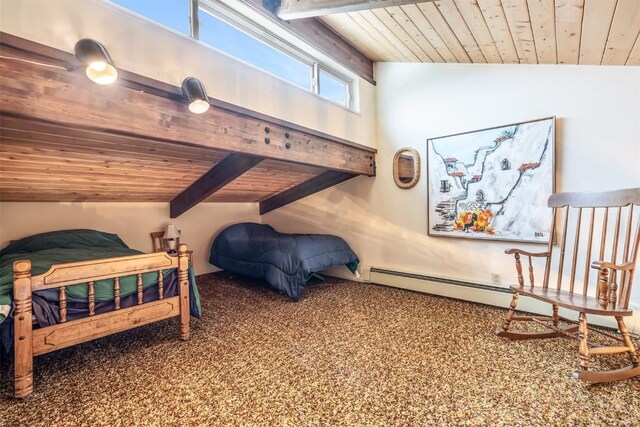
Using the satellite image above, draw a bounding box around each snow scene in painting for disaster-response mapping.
[427,118,554,242]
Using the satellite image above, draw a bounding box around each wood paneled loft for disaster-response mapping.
[0,33,376,217]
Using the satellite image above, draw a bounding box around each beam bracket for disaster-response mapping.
[260,171,357,215]
[170,154,262,218]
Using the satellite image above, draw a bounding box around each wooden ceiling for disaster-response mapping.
[0,116,325,203]
[0,34,375,216]
[318,0,640,65]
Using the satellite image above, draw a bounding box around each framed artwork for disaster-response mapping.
[426,117,555,243]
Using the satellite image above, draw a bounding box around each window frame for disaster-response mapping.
[194,0,355,110]
[316,65,351,107]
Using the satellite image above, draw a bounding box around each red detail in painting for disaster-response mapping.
[453,209,495,235]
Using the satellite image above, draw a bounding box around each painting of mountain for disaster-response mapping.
[426,117,555,243]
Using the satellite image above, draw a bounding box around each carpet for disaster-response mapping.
[1,273,639,426]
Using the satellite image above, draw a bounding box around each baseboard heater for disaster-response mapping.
[368,267,639,335]
[369,267,510,294]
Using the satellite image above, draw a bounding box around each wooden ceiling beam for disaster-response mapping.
[0,34,375,206]
[0,34,376,178]
[170,154,263,218]
[259,170,356,215]
[273,0,435,20]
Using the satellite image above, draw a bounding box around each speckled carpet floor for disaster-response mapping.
[1,273,639,426]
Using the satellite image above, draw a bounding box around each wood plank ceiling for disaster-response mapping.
[320,0,640,65]
[0,116,326,203]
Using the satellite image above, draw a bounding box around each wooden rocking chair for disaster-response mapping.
[496,188,640,383]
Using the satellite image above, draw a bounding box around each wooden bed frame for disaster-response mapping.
[12,244,191,398]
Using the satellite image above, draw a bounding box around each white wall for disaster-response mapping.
[0,0,376,275]
[264,62,640,315]
[0,203,259,275]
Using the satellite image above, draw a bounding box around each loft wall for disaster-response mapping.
[0,0,376,275]
[0,0,376,146]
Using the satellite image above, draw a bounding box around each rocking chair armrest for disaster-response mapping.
[504,249,551,258]
[591,260,635,272]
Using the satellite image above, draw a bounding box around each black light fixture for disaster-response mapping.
[181,77,210,114]
[74,39,118,85]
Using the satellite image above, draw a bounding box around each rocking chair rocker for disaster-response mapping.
[496,188,640,383]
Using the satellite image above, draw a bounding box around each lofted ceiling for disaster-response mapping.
[318,0,640,66]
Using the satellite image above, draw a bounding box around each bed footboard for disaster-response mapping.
[13,243,190,398]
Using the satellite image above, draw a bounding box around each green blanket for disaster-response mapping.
[0,229,201,324]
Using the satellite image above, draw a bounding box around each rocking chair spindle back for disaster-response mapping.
[496,188,640,383]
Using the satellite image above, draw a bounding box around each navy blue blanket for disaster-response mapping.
[209,223,359,300]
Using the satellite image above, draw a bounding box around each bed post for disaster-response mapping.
[178,244,190,341]
[13,260,33,398]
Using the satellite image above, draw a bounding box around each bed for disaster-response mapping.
[0,229,201,398]
[209,223,359,300]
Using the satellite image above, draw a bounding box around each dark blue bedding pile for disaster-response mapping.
[209,223,359,301]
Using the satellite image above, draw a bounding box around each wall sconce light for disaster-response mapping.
[181,77,210,114]
[74,38,118,85]
[165,224,181,255]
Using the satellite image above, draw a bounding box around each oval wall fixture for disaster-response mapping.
[181,77,210,114]
[393,147,420,189]
[74,39,118,85]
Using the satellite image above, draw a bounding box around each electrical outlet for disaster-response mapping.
[491,273,502,286]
